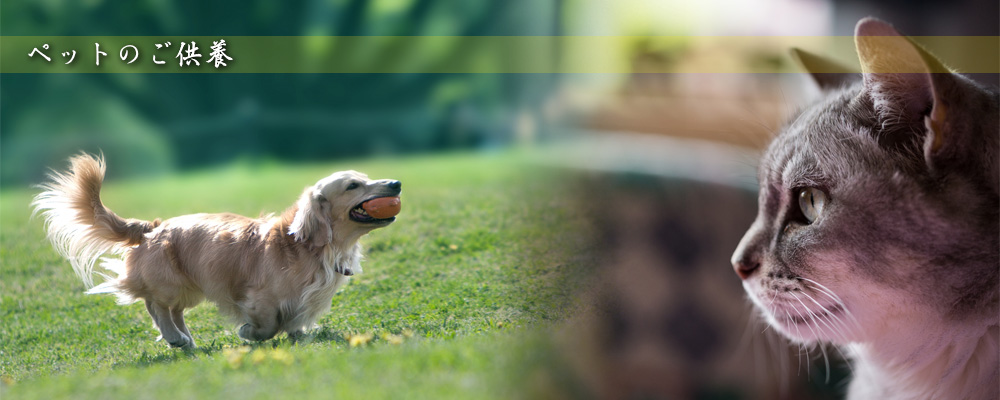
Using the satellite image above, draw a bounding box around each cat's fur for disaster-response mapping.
[732,18,999,399]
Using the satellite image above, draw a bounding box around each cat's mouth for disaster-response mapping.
[778,303,845,325]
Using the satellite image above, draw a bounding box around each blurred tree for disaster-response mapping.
[1,0,566,185]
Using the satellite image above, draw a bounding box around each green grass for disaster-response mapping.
[0,150,591,399]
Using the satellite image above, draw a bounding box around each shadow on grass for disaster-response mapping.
[114,329,351,370]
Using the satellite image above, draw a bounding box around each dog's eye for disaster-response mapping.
[346,182,360,191]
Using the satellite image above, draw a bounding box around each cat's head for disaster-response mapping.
[731,17,999,345]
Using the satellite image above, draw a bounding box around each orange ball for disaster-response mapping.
[362,197,401,219]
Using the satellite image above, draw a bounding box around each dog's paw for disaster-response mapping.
[238,324,255,341]
[166,335,193,349]
[287,330,307,343]
[183,334,197,349]
[239,323,278,342]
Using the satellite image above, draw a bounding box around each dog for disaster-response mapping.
[32,153,401,348]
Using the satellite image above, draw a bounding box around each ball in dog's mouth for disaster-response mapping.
[350,196,401,223]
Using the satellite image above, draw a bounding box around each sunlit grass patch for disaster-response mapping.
[0,149,591,398]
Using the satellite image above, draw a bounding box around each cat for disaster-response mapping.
[731,17,999,400]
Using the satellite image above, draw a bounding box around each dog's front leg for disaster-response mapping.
[238,305,280,342]
[170,307,196,347]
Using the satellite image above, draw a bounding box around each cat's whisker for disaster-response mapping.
[804,343,811,379]
[809,287,863,337]
[791,291,844,341]
[830,340,856,376]
[797,290,853,342]
[784,310,805,377]
[736,304,760,364]
[799,277,845,304]
[786,304,814,379]
[771,328,790,397]
[751,313,766,389]
[795,287,859,379]
[801,281,852,319]
[791,291,833,384]
[799,278,862,324]
[739,304,769,390]
[801,278,863,330]
[819,292,861,327]
[820,310,854,374]
[789,294,826,351]
[767,290,780,307]
[762,292,780,334]
[818,342,832,384]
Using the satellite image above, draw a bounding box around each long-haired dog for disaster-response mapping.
[32,154,401,348]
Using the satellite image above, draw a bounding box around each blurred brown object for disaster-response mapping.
[585,42,801,150]
[547,172,849,400]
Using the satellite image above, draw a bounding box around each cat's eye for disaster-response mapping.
[346,182,360,191]
[798,188,827,224]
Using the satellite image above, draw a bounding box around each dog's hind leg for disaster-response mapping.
[147,301,192,349]
[170,307,195,347]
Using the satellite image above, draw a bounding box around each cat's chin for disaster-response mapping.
[744,282,858,344]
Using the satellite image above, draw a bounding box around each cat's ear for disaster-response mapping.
[854,17,957,169]
[790,47,859,90]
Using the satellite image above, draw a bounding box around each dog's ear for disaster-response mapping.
[288,187,332,249]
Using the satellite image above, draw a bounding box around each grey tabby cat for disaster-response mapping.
[731,17,998,400]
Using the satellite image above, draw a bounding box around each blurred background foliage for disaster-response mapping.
[1,0,569,185]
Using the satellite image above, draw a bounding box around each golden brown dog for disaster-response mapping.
[32,154,401,348]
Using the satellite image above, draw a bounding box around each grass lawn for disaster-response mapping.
[0,150,592,399]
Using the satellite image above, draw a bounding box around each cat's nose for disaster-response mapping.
[732,220,764,280]
[732,253,760,280]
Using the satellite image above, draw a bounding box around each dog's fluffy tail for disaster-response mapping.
[32,153,159,288]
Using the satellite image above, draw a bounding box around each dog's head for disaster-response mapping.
[289,170,401,249]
